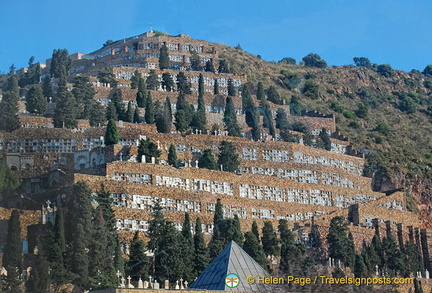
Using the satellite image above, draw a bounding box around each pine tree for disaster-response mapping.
[168,144,178,168]
[161,72,175,91]
[327,216,356,268]
[146,70,160,90]
[227,79,236,96]
[205,60,215,73]
[53,86,78,128]
[3,210,22,272]
[252,221,260,243]
[144,91,155,124]
[261,221,279,257]
[243,232,268,270]
[303,132,314,146]
[213,79,219,94]
[133,106,140,123]
[26,84,47,115]
[176,72,192,95]
[97,67,117,87]
[223,96,242,137]
[198,149,218,170]
[159,44,169,70]
[126,232,150,284]
[266,86,282,104]
[105,119,119,145]
[0,74,20,132]
[218,141,239,173]
[193,217,209,276]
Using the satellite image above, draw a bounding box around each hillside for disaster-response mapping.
[214,43,432,219]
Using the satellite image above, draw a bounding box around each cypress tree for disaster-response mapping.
[159,44,169,70]
[144,91,155,124]
[161,72,175,91]
[190,50,201,71]
[256,82,265,100]
[89,101,106,126]
[242,86,260,140]
[175,93,193,132]
[50,206,69,285]
[223,96,242,137]
[26,251,50,293]
[72,75,96,119]
[136,91,146,108]
[218,60,229,74]
[105,119,119,146]
[243,232,268,270]
[114,239,125,277]
[53,86,78,128]
[209,199,225,258]
[146,70,160,90]
[88,208,117,289]
[26,84,47,115]
[130,70,141,89]
[198,149,218,170]
[111,89,125,120]
[266,86,282,104]
[70,223,89,289]
[126,232,150,284]
[176,72,192,95]
[133,106,140,123]
[154,223,185,283]
[191,74,207,132]
[181,213,195,281]
[193,217,210,276]
[168,144,178,168]
[252,221,260,243]
[106,101,118,121]
[205,60,215,73]
[42,75,53,99]
[262,104,275,138]
[155,97,172,133]
[0,74,20,132]
[227,78,236,96]
[147,198,167,251]
[261,221,279,257]
[125,101,133,122]
[3,210,22,272]
[354,254,368,278]
[137,138,161,163]
[275,108,289,130]
[218,140,239,173]
[279,219,303,274]
[319,128,332,151]
[213,79,219,94]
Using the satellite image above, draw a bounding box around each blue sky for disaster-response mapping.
[1,0,432,73]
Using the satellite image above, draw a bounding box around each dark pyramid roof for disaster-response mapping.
[189,241,272,292]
